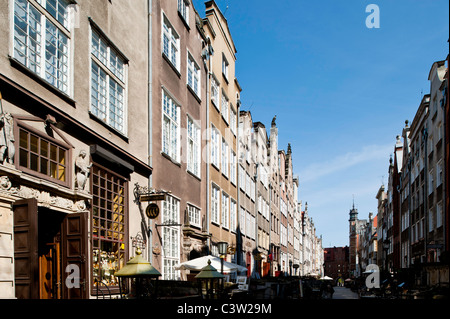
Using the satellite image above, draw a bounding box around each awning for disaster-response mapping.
[176,255,247,274]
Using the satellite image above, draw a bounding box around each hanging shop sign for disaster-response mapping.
[145,203,160,219]
[140,193,166,202]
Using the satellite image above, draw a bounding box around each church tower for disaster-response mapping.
[349,200,358,275]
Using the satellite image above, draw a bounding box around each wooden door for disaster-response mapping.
[39,242,61,299]
[13,199,39,299]
[62,212,88,299]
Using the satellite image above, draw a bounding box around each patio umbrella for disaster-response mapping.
[176,255,247,273]
[320,275,333,280]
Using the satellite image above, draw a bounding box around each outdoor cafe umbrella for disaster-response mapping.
[176,255,247,274]
[320,275,333,280]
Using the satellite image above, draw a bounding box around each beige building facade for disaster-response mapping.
[147,0,209,281]
[0,0,151,298]
[202,0,241,263]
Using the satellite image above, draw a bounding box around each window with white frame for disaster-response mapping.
[162,13,180,71]
[230,199,236,232]
[162,90,180,161]
[437,122,443,141]
[230,106,237,135]
[221,91,229,123]
[162,195,180,280]
[188,204,201,228]
[187,116,200,177]
[187,52,200,97]
[222,53,229,80]
[238,165,244,190]
[221,138,228,177]
[210,125,220,168]
[91,29,127,134]
[211,75,219,109]
[437,161,443,186]
[437,201,443,228]
[280,224,287,247]
[250,178,255,202]
[222,192,229,229]
[240,206,246,235]
[246,211,255,239]
[230,150,236,185]
[177,0,189,24]
[211,184,220,224]
[428,169,434,195]
[13,0,71,94]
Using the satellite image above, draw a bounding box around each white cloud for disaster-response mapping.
[299,143,392,183]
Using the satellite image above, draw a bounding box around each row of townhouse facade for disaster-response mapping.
[348,201,376,278]
[0,0,323,299]
[355,56,449,287]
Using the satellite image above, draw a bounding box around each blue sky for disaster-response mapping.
[193,0,449,247]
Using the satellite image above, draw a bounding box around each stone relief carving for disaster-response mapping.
[75,150,92,191]
[0,176,88,212]
[0,113,15,165]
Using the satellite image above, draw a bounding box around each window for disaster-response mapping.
[13,0,71,94]
[246,211,255,239]
[437,122,443,142]
[188,204,201,228]
[437,161,443,186]
[211,75,219,109]
[177,0,189,24]
[230,150,236,185]
[239,165,245,191]
[222,192,229,229]
[162,90,180,161]
[187,52,200,97]
[162,14,180,71]
[221,91,229,123]
[230,106,236,135]
[90,29,126,134]
[230,199,236,232]
[245,173,251,197]
[436,202,443,228]
[222,53,229,80]
[210,125,220,168]
[221,138,228,177]
[428,169,434,195]
[92,165,127,287]
[211,184,220,224]
[187,116,200,177]
[240,206,246,236]
[18,126,69,185]
[162,195,180,280]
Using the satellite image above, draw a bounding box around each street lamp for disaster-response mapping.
[218,242,229,274]
[195,259,225,299]
[115,248,161,299]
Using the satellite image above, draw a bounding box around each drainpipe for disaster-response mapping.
[423,127,428,268]
[236,101,241,266]
[407,156,412,269]
[148,0,153,263]
[205,42,212,253]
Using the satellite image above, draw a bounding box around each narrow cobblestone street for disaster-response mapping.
[332,287,359,299]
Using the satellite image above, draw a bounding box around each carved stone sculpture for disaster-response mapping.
[75,150,92,191]
[0,113,15,165]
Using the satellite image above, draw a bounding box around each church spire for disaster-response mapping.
[349,197,358,221]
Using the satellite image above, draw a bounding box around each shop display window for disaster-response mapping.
[91,164,127,289]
